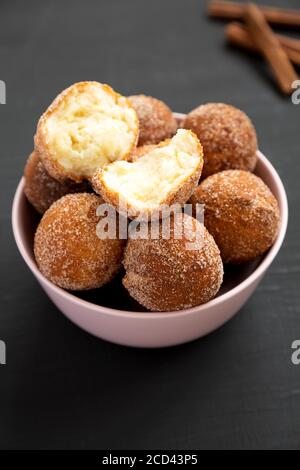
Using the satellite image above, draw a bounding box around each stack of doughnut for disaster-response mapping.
[23,81,280,312]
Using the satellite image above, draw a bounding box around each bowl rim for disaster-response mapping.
[12,113,288,319]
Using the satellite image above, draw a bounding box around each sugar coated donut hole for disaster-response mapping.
[122,213,223,311]
[34,193,125,290]
[128,95,177,145]
[24,151,91,214]
[183,103,258,179]
[190,170,280,264]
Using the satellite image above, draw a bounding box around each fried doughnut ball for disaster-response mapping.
[183,103,258,179]
[128,95,177,146]
[93,130,203,220]
[123,214,223,311]
[24,151,90,214]
[34,193,125,290]
[190,170,280,264]
[35,81,138,182]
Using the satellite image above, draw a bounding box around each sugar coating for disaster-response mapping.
[191,170,280,264]
[123,213,223,311]
[34,193,125,290]
[183,103,258,179]
[24,151,90,214]
[129,95,177,146]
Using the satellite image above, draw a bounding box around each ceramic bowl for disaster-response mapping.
[12,113,288,348]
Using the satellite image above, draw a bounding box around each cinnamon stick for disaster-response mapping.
[275,33,300,53]
[226,22,300,67]
[208,1,300,28]
[244,3,298,94]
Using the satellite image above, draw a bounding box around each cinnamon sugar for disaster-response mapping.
[128,95,177,146]
[123,214,223,311]
[34,193,125,290]
[191,170,280,264]
[183,103,258,179]
[24,151,90,214]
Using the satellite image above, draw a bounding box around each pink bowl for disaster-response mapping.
[12,113,288,348]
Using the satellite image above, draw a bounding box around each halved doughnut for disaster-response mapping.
[92,129,203,219]
[34,81,139,182]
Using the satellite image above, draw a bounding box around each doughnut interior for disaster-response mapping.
[42,82,138,179]
[93,129,203,214]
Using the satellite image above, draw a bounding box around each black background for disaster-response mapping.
[1,0,300,450]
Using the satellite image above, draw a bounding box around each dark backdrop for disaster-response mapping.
[0,0,300,450]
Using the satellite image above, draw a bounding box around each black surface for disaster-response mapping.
[0,0,300,450]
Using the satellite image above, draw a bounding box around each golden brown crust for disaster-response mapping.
[24,151,91,214]
[128,95,177,145]
[92,131,203,220]
[190,170,280,264]
[34,193,125,290]
[35,81,139,182]
[122,214,223,311]
[183,103,258,179]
